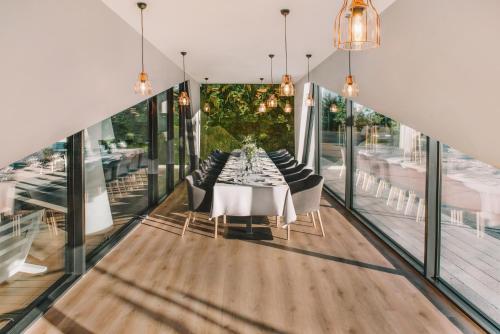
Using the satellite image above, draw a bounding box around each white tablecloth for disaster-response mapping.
[210,152,297,224]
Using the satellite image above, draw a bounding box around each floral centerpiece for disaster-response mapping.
[241,135,258,163]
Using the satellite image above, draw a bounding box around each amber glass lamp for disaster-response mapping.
[284,102,293,113]
[179,51,190,106]
[279,9,295,97]
[334,0,381,51]
[342,51,359,97]
[134,3,153,96]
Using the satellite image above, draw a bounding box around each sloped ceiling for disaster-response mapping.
[102,0,396,84]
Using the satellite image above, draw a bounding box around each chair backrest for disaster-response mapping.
[285,169,313,184]
[277,159,297,170]
[185,175,207,212]
[281,163,306,176]
[289,174,324,214]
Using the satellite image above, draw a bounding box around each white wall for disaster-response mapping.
[295,0,500,167]
[0,0,199,167]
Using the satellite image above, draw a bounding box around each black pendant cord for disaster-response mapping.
[284,15,288,75]
[348,50,352,76]
[269,55,274,85]
[141,8,144,73]
[183,55,186,83]
[307,57,310,82]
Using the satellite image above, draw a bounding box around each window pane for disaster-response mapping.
[84,101,149,255]
[0,141,67,329]
[440,145,500,324]
[157,92,168,198]
[173,86,180,184]
[352,103,427,262]
[319,88,347,200]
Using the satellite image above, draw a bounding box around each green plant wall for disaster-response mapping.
[200,84,294,159]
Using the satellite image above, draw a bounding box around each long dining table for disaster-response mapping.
[210,149,297,235]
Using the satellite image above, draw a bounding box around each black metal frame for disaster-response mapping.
[315,86,499,333]
[2,83,192,334]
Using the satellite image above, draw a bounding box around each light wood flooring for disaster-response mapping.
[26,185,484,334]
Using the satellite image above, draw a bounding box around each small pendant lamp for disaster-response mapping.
[203,77,211,113]
[178,51,190,106]
[267,54,278,108]
[305,54,315,107]
[279,9,295,97]
[342,51,359,97]
[257,78,267,114]
[133,2,153,96]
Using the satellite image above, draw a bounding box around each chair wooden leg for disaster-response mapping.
[214,216,218,239]
[287,224,290,240]
[311,212,317,229]
[317,210,325,237]
[192,212,196,224]
[276,216,280,228]
[223,215,227,225]
[182,212,191,236]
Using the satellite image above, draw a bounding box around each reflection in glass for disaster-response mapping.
[0,141,67,329]
[84,102,149,255]
[352,103,427,262]
[157,92,168,199]
[319,89,347,200]
[440,145,500,324]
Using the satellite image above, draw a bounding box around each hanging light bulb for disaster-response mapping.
[330,103,338,113]
[284,102,293,113]
[342,51,359,97]
[267,54,278,108]
[257,78,267,114]
[334,0,381,51]
[279,9,295,97]
[305,54,315,107]
[178,51,190,106]
[203,77,211,113]
[134,2,153,96]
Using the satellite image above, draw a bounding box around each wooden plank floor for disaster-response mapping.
[26,184,484,334]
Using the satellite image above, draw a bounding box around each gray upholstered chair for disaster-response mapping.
[183,175,218,238]
[272,154,293,164]
[285,168,313,184]
[277,159,298,170]
[289,175,325,237]
[281,163,306,176]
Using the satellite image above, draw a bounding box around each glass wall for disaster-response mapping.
[440,145,500,324]
[319,88,347,200]
[157,92,168,199]
[352,103,427,262]
[173,85,181,184]
[0,141,67,330]
[84,101,149,255]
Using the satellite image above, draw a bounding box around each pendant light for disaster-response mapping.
[305,54,315,107]
[330,103,338,113]
[266,54,278,108]
[334,0,381,51]
[279,9,295,97]
[178,51,190,106]
[342,51,359,97]
[284,102,293,114]
[203,77,211,113]
[257,78,267,114]
[133,2,153,96]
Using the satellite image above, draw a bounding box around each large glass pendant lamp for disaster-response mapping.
[178,51,190,106]
[305,54,315,107]
[257,78,267,114]
[203,77,211,113]
[279,9,295,97]
[342,51,359,97]
[334,0,381,51]
[133,2,153,96]
[266,54,278,108]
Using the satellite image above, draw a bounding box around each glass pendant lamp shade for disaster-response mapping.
[134,3,152,96]
[330,103,338,113]
[284,102,293,113]
[306,94,315,107]
[342,75,359,97]
[267,54,278,108]
[134,71,153,95]
[179,51,190,106]
[280,9,294,97]
[334,0,380,51]
[257,78,267,113]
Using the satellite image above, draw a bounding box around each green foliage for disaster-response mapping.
[200,84,294,158]
[200,125,242,156]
